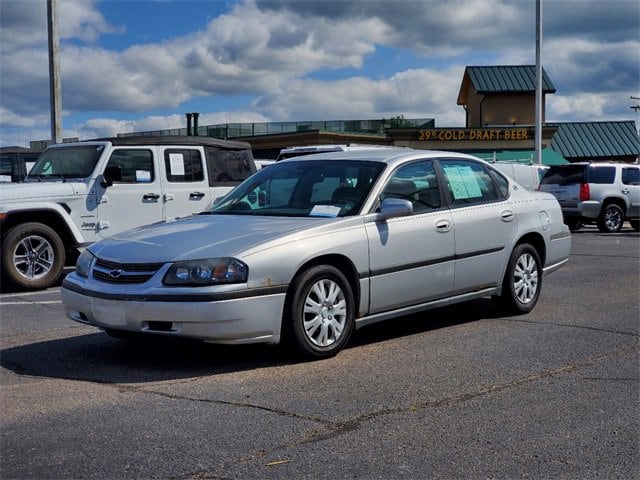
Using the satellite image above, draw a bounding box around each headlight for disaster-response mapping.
[163,258,248,286]
[76,249,95,278]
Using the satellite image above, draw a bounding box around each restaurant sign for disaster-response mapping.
[418,128,531,141]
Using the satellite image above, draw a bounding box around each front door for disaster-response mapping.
[366,159,455,314]
[96,147,164,238]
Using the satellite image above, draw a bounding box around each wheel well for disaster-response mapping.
[601,198,626,215]
[287,254,361,315]
[1,211,77,256]
[515,232,546,266]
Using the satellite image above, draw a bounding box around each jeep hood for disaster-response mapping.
[0,181,80,203]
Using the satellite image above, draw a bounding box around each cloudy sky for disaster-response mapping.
[1,0,638,147]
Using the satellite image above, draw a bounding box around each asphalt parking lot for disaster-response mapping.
[1,226,638,479]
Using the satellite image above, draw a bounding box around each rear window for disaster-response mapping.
[205,148,256,186]
[586,166,615,184]
[540,165,586,185]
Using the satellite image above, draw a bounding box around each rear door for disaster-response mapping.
[538,164,585,207]
[161,147,211,219]
[439,158,517,292]
[621,166,640,218]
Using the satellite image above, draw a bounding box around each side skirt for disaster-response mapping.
[354,286,500,330]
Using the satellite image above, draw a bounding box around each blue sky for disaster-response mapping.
[1,0,638,147]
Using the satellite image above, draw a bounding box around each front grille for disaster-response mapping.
[93,258,165,284]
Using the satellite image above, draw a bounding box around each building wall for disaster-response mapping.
[465,91,546,128]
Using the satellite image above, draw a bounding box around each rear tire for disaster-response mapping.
[283,265,355,359]
[499,244,542,315]
[597,203,624,233]
[630,220,639,232]
[1,222,66,290]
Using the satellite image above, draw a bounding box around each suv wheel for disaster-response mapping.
[630,220,639,232]
[597,203,624,233]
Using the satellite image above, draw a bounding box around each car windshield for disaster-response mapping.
[27,145,104,180]
[209,159,385,217]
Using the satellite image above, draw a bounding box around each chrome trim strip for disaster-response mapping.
[61,278,287,302]
[355,286,499,329]
[543,257,569,275]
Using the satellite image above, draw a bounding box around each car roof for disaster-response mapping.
[278,147,486,168]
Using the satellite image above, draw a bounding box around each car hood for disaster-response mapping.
[0,181,79,203]
[89,213,358,263]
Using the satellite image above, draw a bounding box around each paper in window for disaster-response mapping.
[169,153,185,176]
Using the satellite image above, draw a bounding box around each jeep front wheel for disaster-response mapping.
[2,222,66,290]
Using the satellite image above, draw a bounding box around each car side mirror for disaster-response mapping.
[100,165,122,188]
[377,198,413,221]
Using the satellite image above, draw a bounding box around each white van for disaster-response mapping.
[490,162,549,191]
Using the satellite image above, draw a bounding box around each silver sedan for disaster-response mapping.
[61,148,571,358]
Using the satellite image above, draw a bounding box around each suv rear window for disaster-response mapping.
[586,166,615,184]
[540,165,586,185]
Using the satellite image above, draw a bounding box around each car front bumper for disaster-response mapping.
[61,276,287,345]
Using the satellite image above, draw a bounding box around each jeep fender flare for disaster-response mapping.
[1,203,86,246]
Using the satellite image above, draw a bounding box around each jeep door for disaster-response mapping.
[160,147,211,219]
[96,147,163,237]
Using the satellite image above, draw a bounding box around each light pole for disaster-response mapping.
[47,0,62,144]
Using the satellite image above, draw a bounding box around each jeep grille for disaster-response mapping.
[93,258,164,284]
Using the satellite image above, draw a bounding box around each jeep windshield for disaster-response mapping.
[208,159,385,218]
[26,145,104,181]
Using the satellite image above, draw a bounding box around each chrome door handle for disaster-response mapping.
[500,210,515,222]
[143,193,160,201]
[435,219,452,232]
[190,191,205,199]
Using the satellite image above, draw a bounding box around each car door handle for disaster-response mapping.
[435,219,452,232]
[622,189,630,194]
[143,193,160,201]
[500,210,515,222]
[189,191,205,199]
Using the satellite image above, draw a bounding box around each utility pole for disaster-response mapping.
[535,0,542,165]
[47,0,62,144]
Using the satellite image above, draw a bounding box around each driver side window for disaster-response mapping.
[381,160,441,214]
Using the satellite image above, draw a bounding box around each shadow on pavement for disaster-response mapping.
[0,298,502,384]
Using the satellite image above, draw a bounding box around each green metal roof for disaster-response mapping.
[550,121,640,159]
[469,148,568,166]
[466,65,556,94]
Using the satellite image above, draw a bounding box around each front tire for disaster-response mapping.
[597,203,624,233]
[499,244,542,314]
[284,265,355,359]
[1,222,66,290]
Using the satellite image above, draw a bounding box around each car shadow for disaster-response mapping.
[0,299,502,384]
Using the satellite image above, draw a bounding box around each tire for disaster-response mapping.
[1,222,66,290]
[566,219,583,232]
[284,265,355,359]
[499,244,542,315]
[630,220,639,232]
[597,203,624,233]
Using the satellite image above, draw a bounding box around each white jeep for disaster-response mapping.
[0,136,256,290]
